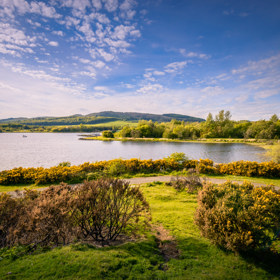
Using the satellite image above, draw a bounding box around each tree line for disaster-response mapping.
[115,111,280,140]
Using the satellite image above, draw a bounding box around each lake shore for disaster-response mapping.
[79,135,275,149]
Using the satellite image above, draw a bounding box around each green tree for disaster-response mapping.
[102,130,114,138]
[270,114,279,122]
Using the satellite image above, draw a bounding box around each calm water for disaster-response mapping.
[0,133,267,171]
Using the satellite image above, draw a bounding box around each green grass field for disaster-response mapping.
[1,182,279,279]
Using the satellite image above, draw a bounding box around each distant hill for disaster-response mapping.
[87,111,205,123]
[0,117,28,123]
[0,111,205,126]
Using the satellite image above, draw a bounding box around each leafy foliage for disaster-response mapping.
[1,156,280,186]
[116,111,280,140]
[266,144,280,163]
[102,130,114,138]
[195,181,280,252]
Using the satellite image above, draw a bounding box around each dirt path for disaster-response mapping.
[5,175,279,197]
[126,175,274,188]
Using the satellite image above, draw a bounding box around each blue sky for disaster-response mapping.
[0,0,279,120]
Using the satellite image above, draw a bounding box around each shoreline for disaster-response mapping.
[78,136,274,149]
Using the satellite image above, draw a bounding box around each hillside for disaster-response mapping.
[0,111,205,126]
[88,111,204,122]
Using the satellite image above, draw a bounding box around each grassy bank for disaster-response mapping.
[1,172,280,193]
[1,182,279,279]
[79,135,274,147]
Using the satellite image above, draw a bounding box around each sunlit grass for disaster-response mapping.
[1,183,280,279]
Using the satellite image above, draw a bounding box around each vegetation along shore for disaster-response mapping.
[1,153,280,279]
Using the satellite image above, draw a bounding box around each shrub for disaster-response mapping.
[106,159,127,176]
[169,169,205,193]
[0,193,20,247]
[195,181,280,252]
[196,159,216,175]
[13,184,74,247]
[102,130,114,138]
[1,158,279,186]
[58,162,71,167]
[0,190,39,248]
[266,144,280,163]
[164,152,188,164]
[70,178,151,245]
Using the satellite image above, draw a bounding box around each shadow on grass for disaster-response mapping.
[240,249,280,278]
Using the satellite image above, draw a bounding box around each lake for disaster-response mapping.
[0,133,267,171]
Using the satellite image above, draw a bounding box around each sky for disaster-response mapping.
[0,0,279,121]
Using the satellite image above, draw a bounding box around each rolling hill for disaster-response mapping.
[0,111,204,126]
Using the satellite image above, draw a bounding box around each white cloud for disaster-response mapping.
[92,0,102,10]
[97,48,114,61]
[62,0,91,12]
[48,41,59,47]
[119,0,136,19]
[201,86,225,96]
[104,38,130,48]
[254,89,279,99]
[52,30,64,36]
[79,71,96,79]
[179,49,209,59]
[137,83,164,94]
[92,60,106,68]
[164,61,187,73]
[94,13,110,24]
[232,54,280,75]
[153,71,165,76]
[26,19,41,27]
[0,23,37,56]
[103,0,118,12]
[112,25,138,40]
[29,2,61,18]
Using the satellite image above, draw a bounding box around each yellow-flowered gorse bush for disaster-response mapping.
[195,181,280,252]
[0,158,279,185]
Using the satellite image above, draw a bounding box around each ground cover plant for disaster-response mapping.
[1,182,280,279]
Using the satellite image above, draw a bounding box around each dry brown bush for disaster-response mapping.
[11,184,74,247]
[70,178,151,245]
[1,179,151,248]
[169,169,205,193]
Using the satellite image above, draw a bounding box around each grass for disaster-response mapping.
[79,136,274,148]
[1,172,279,193]
[204,174,280,186]
[0,184,47,192]
[1,182,280,279]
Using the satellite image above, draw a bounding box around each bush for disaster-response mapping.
[196,159,216,175]
[102,130,114,138]
[0,179,151,248]
[164,152,188,164]
[169,169,205,193]
[195,181,280,252]
[106,159,127,176]
[0,193,20,247]
[0,190,39,248]
[1,158,279,186]
[12,185,74,247]
[266,144,280,163]
[70,178,151,245]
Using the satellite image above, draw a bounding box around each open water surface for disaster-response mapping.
[0,133,267,171]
